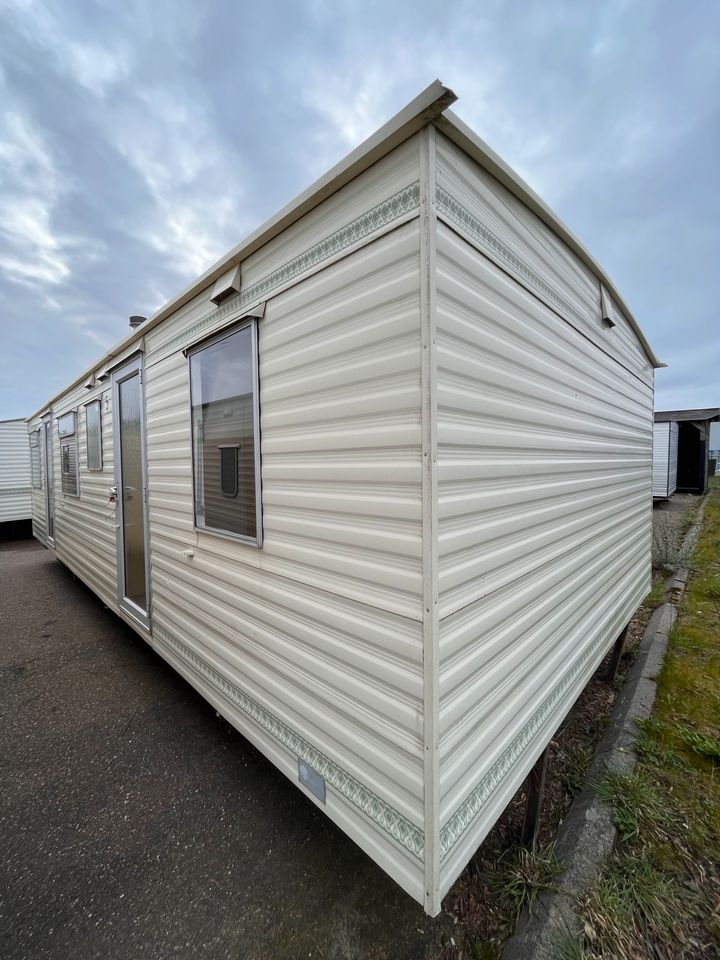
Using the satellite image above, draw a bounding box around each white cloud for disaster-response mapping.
[65,40,130,95]
[112,86,253,278]
[0,0,130,97]
[0,109,71,289]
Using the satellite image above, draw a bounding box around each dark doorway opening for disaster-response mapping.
[0,518,33,542]
[676,422,706,493]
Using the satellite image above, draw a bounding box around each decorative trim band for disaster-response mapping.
[439,615,618,858]
[153,624,425,860]
[435,186,589,333]
[0,486,31,496]
[159,181,421,355]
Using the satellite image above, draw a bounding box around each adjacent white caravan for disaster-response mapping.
[652,420,679,499]
[28,82,661,914]
[0,418,32,525]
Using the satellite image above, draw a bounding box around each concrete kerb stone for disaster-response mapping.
[501,493,711,960]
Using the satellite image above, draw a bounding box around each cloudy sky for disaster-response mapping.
[0,0,718,439]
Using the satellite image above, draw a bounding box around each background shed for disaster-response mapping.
[655,408,720,495]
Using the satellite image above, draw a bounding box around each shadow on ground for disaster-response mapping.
[0,540,447,960]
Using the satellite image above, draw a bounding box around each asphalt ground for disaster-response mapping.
[0,538,445,960]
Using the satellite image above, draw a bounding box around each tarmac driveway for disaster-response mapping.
[0,539,444,960]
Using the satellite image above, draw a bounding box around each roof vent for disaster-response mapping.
[129,315,146,329]
[600,286,616,328]
[210,265,241,305]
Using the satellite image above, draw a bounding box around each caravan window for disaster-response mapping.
[85,399,103,470]
[188,319,262,544]
[58,411,79,496]
[57,412,76,437]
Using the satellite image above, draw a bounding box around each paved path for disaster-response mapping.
[0,539,443,960]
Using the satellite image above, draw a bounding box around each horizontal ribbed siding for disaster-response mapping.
[144,219,426,899]
[51,388,118,609]
[435,222,652,889]
[435,132,653,385]
[652,421,678,498]
[0,420,31,522]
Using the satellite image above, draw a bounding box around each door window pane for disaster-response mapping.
[85,399,103,470]
[189,322,260,542]
[44,420,55,538]
[60,438,78,495]
[119,373,146,610]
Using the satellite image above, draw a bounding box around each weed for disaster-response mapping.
[635,731,690,771]
[491,843,561,924]
[583,853,698,959]
[645,577,667,608]
[556,932,585,960]
[637,714,663,736]
[558,743,593,797]
[598,770,669,843]
[679,727,720,762]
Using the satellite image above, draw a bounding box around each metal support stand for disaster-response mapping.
[521,745,549,847]
[606,624,629,681]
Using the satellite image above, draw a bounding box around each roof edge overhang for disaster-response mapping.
[655,408,720,423]
[30,78,665,419]
[28,80,457,421]
[434,109,663,370]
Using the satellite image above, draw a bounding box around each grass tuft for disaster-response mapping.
[679,726,720,762]
[598,769,670,843]
[583,853,698,959]
[491,843,561,924]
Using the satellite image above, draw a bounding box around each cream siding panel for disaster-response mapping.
[434,131,653,385]
[652,421,678,498]
[0,420,32,522]
[50,385,119,609]
[434,223,652,895]
[144,219,426,899]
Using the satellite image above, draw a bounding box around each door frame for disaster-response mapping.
[112,353,152,630]
[42,414,55,545]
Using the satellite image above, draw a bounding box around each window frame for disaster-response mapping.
[57,410,80,497]
[57,411,77,438]
[186,316,263,547]
[84,397,103,471]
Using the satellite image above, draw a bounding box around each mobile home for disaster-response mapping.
[652,420,679,499]
[0,418,32,527]
[28,82,661,914]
